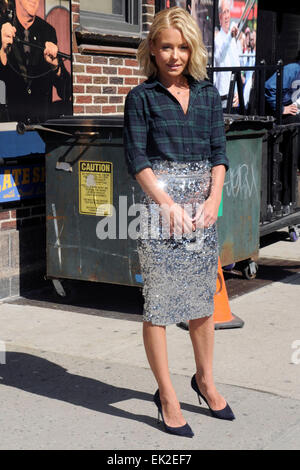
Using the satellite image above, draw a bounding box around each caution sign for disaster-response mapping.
[79,161,113,216]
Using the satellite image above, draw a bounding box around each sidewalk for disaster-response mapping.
[0,232,299,450]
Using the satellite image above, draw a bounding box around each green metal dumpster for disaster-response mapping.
[18,114,273,293]
[27,116,144,291]
[217,115,274,278]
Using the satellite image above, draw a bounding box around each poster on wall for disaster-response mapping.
[164,1,214,64]
[0,162,45,203]
[164,1,187,8]
[213,0,258,109]
[0,0,72,124]
[188,0,214,65]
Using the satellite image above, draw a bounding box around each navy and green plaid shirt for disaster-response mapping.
[123,74,229,178]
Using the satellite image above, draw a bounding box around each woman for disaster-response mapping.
[123,6,234,438]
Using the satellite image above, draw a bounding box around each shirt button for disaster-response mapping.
[28,89,31,94]
[186,147,190,152]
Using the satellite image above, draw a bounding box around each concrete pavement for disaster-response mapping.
[0,230,299,450]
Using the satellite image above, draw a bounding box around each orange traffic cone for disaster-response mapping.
[213,257,244,329]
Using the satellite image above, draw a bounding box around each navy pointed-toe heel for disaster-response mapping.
[191,375,235,421]
[153,390,194,438]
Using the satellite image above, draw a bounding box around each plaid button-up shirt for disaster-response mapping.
[123,75,229,178]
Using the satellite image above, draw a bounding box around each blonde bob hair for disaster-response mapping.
[137,6,208,81]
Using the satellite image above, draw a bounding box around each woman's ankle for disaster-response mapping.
[195,372,215,392]
[158,386,178,404]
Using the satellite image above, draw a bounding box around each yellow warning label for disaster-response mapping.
[79,161,113,216]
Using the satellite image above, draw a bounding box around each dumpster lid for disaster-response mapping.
[17,115,124,136]
[271,122,300,133]
[45,115,124,128]
[43,115,124,134]
[17,113,275,136]
[223,114,275,132]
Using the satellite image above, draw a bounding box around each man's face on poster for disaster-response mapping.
[245,33,250,48]
[250,31,256,50]
[16,0,40,18]
[219,0,231,34]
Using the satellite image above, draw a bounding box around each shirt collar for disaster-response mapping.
[15,15,37,33]
[220,27,230,37]
[143,75,163,89]
[144,74,206,90]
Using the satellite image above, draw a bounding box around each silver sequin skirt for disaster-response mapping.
[137,160,218,326]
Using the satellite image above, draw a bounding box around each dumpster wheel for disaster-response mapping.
[288,225,299,242]
[241,261,258,280]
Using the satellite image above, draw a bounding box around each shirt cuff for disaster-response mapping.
[130,162,153,179]
[211,157,229,172]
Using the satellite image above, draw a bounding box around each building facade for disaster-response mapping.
[72,0,155,116]
[0,0,156,299]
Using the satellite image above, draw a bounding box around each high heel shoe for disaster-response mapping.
[153,390,194,438]
[191,375,235,421]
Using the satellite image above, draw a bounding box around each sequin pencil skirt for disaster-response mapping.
[137,160,219,326]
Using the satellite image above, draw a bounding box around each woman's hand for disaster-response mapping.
[160,202,195,236]
[192,197,219,229]
[135,168,195,236]
[192,164,225,228]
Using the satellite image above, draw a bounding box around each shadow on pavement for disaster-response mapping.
[7,280,145,322]
[259,230,291,248]
[0,351,211,431]
[223,257,300,299]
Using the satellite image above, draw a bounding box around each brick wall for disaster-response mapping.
[0,205,45,232]
[0,202,46,298]
[71,0,155,115]
[72,55,144,115]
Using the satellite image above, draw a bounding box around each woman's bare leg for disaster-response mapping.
[189,315,226,410]
[143,321,186,426]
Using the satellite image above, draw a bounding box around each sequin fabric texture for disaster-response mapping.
[137,160,218,326]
